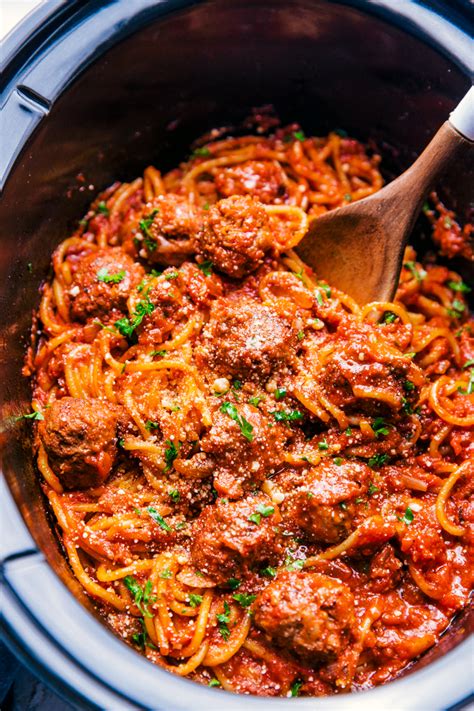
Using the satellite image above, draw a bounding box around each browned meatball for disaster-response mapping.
[194,195,273,277]
[199,295,298,382]
[135,194,202,265]
[279,459,371,544]
[254,572,356,663]
[214,160,286,204]
[39,397,124,489]
[68,247,144,323]
[201,401,288,498]
[190,495,282,584]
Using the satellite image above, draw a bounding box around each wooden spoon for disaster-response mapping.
[295,88,474,305]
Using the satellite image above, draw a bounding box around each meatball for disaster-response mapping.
[39,397,124,489]
[190,495,282,584]
[199,295,298,382]
[194,195,273,277]
[135,194,202,265]
[214,160,286,204]
[280,459,371,544]
[254,572,356,663]
[68,247,145,323]
[201,401,288,498]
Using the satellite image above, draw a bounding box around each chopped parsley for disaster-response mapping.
[458,369,474,395]
[285,553,305,571]
[383,311,397,324]
[97,200,109,215]
[216,601,231,640]
[249,395,263,408]
[164,439,180,472]
[318,282,331,297]
[97,268,126,284]
[168,489,180,503]
[197,260,213,276]
[333,457,343,466]
[400,505,414,525]
[208,679,221,688]
[368,453,389,469]
[443,217,452,228]
[345,427,352,436]
[260,566,277,578]
[232,592,256,608]
[147,507,172,532]
[271,409,303,423]
[293,130,306,142]
[203,202,210,211]
[315,290,324,306]
[373,417,389,438]
[448,280,471,293]
[463,359,474,369]
[165,270,179,280]
[188,593,203,608]
[318,439,329,450]
[115,296,155,338]
[149,349,167,357]
[404,261,426,282]
[404,380,415,391]
[227,578,241,590]
[16,411,44,421]
[368,481,379,496]
[139,209,159,251]
[248,503,275,525]
[123,576,156,617]
[274,387,287,400]
[447,299,465,318]
[290,679,303,697]
[220,401,254,441]
[145,420,159,431]
[192,146,210,157]
[297,330,305,341]
[160,568,173,579]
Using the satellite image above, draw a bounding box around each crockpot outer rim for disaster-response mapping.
[0,0,473,708]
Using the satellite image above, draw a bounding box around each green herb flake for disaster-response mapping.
[368,482,379,496]
[227,578,241,590]
[373,417,389,438]
[139,209,159,249]
[160,568,173,579]
[318,439,329,451]
[123,576,156,618]
[220,401,254,441]
[16,411,44,421]
[164,439,180,473]
[290,679,304,697]
[97,200,109,216]
[145,420,159,431]
[192,146,211,157]
[448,280,471,294]
[274,387,287,401]
[97,268,126,284]
[333,457,343,466]
[297,330,305,341]
[293,130,306,142]
[271,409,303,423]
[260,566,277,578]
[232,592,257,608]
[383,311,397,324]
[463,359,474,369]
[197,260,213,276]
[203,202,210,211]
[149,349,167,357]
[115,295,155,339]
[169,489,180,503]
[400,506,414,525]
[165,270,179,281]
[443,217,452,228]
[208,679,221,688]
[249,395,263,408]
[458,368,474,395]
[147,507,172,532]
[315,290,324,306]
[216,601,231,640]
[188,593,203,608]
[345,427,352,436]
[285,554,305,571]
[368,453,389,469]
[404,261,426,282]
[404,380,415,391]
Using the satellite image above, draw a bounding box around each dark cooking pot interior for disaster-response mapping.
[1,0,472,674]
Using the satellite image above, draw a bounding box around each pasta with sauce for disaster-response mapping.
[24,123,473,697]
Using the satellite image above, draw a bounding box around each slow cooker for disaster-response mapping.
[1,1,473,709]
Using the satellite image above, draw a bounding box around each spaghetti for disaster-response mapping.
[25,124,473,697]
